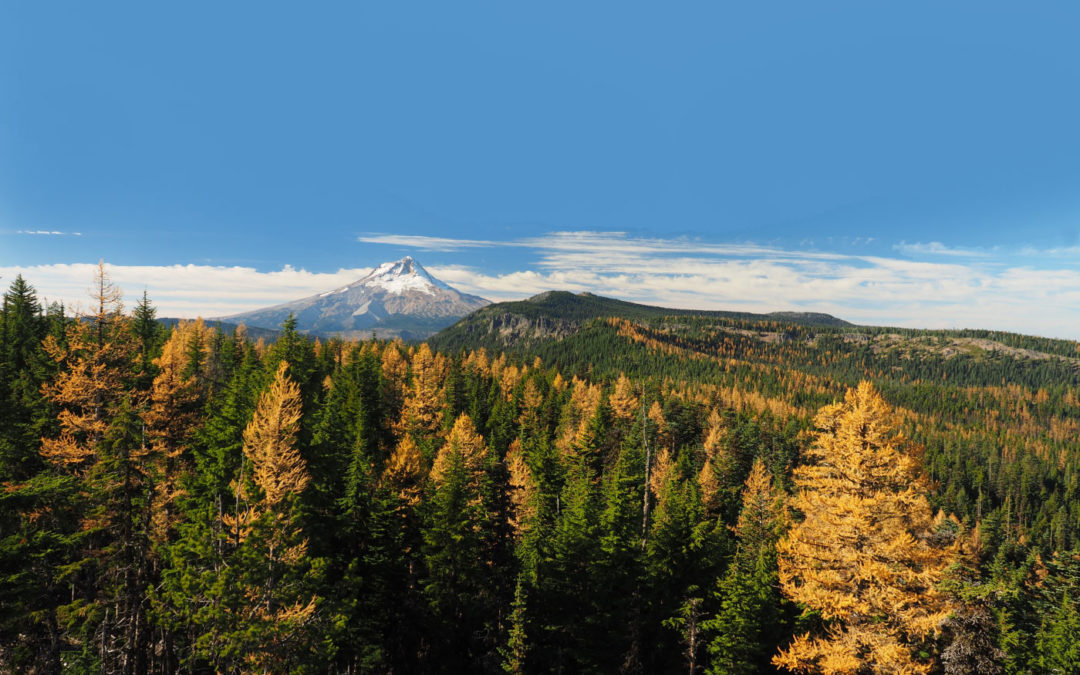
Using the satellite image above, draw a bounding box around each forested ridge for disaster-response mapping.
[432,294,1080,555]
[3,270,1080,673]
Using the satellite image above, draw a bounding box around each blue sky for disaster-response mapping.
[2,2,1080,337]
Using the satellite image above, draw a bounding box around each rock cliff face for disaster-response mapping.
[220,257,489,339]
[483,312,578,342]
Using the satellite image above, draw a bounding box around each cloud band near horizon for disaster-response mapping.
[3,231,1079,340]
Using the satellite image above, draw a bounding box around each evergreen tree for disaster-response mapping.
[1036,591,1080,674]
[0,275,61,669]
[0,275,50,482]
[334,433,422,672]
[647,453,721,671]
[533,461,603,671]
[131,290,160,389]
[705,459,785,675]
[664,594,705,675]
[421,414,508,671]
[596,418,648,672]
[1032,551,1080,674]
[501,577,530,674]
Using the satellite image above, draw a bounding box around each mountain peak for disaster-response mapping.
[360,257,449,294]
[220,256,488,339]
[372,256,414,274]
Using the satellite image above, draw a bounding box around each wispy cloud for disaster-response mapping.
[893,241,989,257]
[361,230,849,261]
[15,230,82,236]
[357,234,504,251]
[1018,245,1080,258]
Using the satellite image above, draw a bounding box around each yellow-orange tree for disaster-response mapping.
[39,262,152,671]
[217,361,321,673]
[774,381,955,674]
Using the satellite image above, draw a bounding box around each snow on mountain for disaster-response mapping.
[220,257,489,339]
[362,257,451,294]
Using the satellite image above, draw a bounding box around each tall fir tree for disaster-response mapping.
[422,413,507,671]
[131,290,160,389]
[0,275,50,482]
[705,459,786,675]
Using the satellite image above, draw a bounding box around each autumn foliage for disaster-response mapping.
[775,381,956,674]
[6,269,1080,673]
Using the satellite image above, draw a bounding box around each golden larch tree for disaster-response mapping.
[225,361,309,543]
[519,379,544,424]
[222,360,318,673]
[40,262,136,474]
[464,347,491,377]
[430,413,487,492]
[557,377,603,459]
[499,364,523,400]
[702,409,727,457]
[242,361,308,508]
[735,458,785,550]
[697,409,728,516]
[648,401,673,497]
[774,381,956,675]
[382,434,426,507]
[143,320,207,543]
[650,447,674,498]
[397,343,447,438]
[648,400,669,447]
[609,373,639,421]
[506,438,537,536]
[380,342,409,404]
[552,372,567,392]
[697,459,721,516]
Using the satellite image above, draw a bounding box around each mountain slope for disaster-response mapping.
[221,257,490,339]
[428,290,1080,391]
[428,290,852,352]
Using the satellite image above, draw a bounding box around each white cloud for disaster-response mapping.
[356,233,504,251]
[15,230,82,236]
[423,232,1080,339]
[359,230,848,261]
[1018,245,1080,258]
[0,263,373,318]
[893,241,989,257]
[520,231,848,261]
[7,231,1080,339]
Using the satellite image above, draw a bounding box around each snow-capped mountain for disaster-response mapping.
[220,257,490,339]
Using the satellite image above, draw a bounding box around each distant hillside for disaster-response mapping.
[157,318,280,342]
[428,291,851,351]
[428,290,1080,391]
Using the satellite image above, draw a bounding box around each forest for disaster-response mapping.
[2,267,1080,674]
